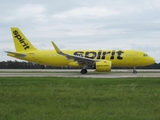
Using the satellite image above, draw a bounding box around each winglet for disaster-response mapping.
[51,41,64,55]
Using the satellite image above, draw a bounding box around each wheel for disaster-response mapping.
[133,69,137,74]
[81,69,87,74]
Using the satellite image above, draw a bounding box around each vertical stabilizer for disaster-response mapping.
[11,28,37,52]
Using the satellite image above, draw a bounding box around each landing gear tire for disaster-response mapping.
[81,69,87,74]
[133,69,137,74]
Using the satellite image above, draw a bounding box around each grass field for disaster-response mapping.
[0,77,160,120]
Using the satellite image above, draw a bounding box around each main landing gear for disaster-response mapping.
[81,69,87,74]
[81,64,88,74]
[133,66,137,74]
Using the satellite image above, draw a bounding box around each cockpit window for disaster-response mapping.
[143,54,148,57]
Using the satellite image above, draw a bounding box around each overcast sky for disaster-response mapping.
[0,0,160,63]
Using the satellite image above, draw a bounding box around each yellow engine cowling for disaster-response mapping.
[95,61,112,72]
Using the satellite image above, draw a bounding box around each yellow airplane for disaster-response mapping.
[5,28,155,74]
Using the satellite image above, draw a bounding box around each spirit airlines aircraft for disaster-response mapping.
[5,28,155,74]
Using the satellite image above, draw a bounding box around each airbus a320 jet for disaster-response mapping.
[5,28,155,74]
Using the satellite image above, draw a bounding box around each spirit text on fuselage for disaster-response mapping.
[74,50,124,60]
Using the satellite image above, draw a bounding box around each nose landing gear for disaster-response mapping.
[133,69,137,74]
[133,66,137,74]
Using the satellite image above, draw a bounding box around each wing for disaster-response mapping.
[51,41,100,65]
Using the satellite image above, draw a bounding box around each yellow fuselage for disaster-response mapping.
[9,49,155,68]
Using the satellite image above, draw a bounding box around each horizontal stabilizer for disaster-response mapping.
[5,51,26,57]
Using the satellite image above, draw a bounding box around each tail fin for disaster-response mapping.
[11,28,37,52]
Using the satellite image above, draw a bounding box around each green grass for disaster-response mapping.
[0,77,160,120]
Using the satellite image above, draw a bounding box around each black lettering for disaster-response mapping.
[13,30,30,50]
[111,50,115,59]
[102,52,106,59]
[19,38,25,43]
[97,65,109,67]
[13,30,18,35]
[24,46,30,50]
[97,50,102,59]
[23,42,28,47]
[14,34,22,39]
[74,51,84,57]
[85,51,96,59]
[117,50,124,60]
[102,51,111,59]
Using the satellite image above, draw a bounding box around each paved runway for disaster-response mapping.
[0,69,160,78]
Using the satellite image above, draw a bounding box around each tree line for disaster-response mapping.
[0,60,160,69]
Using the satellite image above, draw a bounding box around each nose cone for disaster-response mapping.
[150,57,155,64]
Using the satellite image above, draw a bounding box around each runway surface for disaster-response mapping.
[0,69,160,78]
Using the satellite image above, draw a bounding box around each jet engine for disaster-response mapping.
[95,61,112,72]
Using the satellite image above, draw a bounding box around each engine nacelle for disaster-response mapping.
[95,61,112,72]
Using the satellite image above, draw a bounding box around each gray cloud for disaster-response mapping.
[0,0,160,62]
